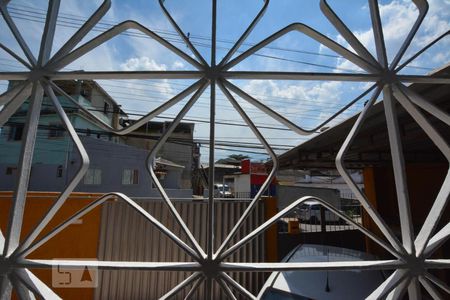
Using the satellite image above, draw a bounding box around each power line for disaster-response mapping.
[4,120,293,150]
[0,59,367,116]
[5,3,433,72]
[5,12,355,73]
[6,4,343,59]
[2,88,310,132]
[0,62,363,127]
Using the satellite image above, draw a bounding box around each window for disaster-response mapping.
[48,123,64,138]
[56,165,63,177]
[5,167,17,175]
[122,169,139,185]
[104,102,110,114]
[83,168,102,185]
[311,205,320,211]
[8,124,24,141]
[80,87,91,100]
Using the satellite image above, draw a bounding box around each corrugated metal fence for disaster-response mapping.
[95,200,266,299]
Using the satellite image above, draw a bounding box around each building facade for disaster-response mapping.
[0,80,195,198]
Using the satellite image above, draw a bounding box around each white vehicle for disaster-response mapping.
[213,183,233,198]
[298,200,340,223]
[258,244,386,300]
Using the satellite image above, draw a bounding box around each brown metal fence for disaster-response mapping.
[95,199,266,299]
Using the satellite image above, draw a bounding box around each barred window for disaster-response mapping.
[83,168,102,185]
[122,169,139,185]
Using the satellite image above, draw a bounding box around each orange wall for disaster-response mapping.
[363,164,449,281]
[369,164,448,237]
[0,192,104,300]
[264,196,278,262]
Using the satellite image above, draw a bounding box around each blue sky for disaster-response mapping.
[1,0,449,162]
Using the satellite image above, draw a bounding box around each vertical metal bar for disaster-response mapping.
[147,82,208,260]
[207,0,218,266]
[95,202,108,300]
[215,81,278,259]
[14,83,90,257]
[368,0,388,67]
[320,207,326,233]
[0,275,12,300]
[382,85,414,254]
[0,229,4,255]
[407,277,422,300]
[205,278,213,300]
[3,82,43,257]
[37,0,60,66]
[207,82,216,261]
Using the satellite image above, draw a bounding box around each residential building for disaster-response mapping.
[0,81,195,197]
[120,120,197,190]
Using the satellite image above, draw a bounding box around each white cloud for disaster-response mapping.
[120,56,167,71]
[172,60,185,69]
[335,0,450,70]
[241,80,345,127]
[117,57,174,104]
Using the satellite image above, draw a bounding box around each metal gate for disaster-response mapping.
[96,200,266,299]
[0,0,449,299]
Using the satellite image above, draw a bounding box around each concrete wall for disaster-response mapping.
[234,173,251,196]
[276,184,341,210]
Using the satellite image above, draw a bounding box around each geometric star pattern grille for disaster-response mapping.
[0,0,449,299]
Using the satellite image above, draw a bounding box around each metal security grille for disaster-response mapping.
[0,0,449,299]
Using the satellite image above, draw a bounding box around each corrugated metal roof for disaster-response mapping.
[276,66,450,169]
[156,157,185,168]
